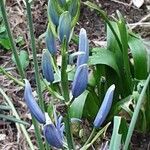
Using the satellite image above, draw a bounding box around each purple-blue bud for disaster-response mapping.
[94,84,115,128]
[24,80,46,124]
[43,123,63,149]
[45,26,57,55]
[77,28,89,67]
[42,50,54,83]
[48,0,59,26]
[72,64,88,98]
[58,11,71,43]
[68,0,79,18]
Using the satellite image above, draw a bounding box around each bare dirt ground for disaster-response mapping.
[0,0,150,149]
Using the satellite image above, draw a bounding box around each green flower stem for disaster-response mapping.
[25,1,45,150]
[25,0,44,111]
[61,40,70,102]
[0,88,34,150]
[0,67,24,87]
[0,0,25,79]
[64,109,75,150]
[123,73,150,150]
[32,117,45,150]
[61,39,74,149]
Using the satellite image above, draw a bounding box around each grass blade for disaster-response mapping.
[0,114,30,126]
[0,88,34,150]
[0,0,25,79]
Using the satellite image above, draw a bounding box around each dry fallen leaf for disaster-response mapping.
[132,0,144,8]
[0,134,6,141]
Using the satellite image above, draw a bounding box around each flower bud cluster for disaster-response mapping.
[24,80,64,148]
[46,0,80,55]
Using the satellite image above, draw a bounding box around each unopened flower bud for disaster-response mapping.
[58,11,71,43]
[42,50,54,83]
[48,0,59,26]
[45,26,57,55]
[72,64,88,98]
[77,28,89,67]
[94,84,115,128]
[24,80,46,124]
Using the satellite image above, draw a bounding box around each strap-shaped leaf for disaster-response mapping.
[0,114,29,126]
[70,90,89,119]
[128,34,148,79]
[89,48,120,77]
[109,116,122,150]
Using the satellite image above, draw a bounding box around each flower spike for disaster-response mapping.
[42,50,54,83]
[94,84,115,128]
[77,28,89,67]
[58,11,71,43]
[45,25,57,55]
[24,79,46,124]
[72,64,88,98]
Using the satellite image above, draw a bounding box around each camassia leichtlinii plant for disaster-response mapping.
[23,0,116,149]
[1,0,150,149]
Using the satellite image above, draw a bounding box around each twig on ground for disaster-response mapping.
[129,13,150,29]
[111,0,135,8]
[129,22,150,28]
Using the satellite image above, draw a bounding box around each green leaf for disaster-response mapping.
[107,20,132,97]
[128,34,148,79]
[119,118,128,144]
[83,91,99,119]
[0,7,11,50]
[70,90,89,119]
[0,114,30,126]
[15,36,25,47]
[0,104,11,110]
[12,50,29,70]
[117,13,132,95]
[89,48,120,77]
[107,21,121,53]
[123,74,150,150]
[0,38,11,49]
[109,116,122,150]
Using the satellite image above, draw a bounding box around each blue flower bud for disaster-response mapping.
[58,11,71,43]
[77,28,89,67]
[48,0,59,26]
[94,84,115,128]
[68,0,79,18]
[42,50,54,83]
[45,26,57,55]
[43,114,64,148]
[72,64,88,98]
[24,80,46,124]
